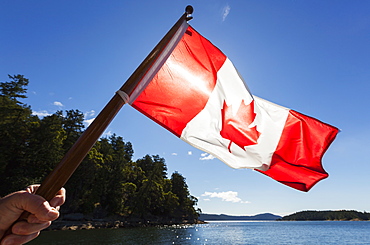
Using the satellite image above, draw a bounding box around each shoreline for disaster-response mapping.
[47,218,368,231]
[47,219,206,231]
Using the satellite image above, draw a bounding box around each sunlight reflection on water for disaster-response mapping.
[29,221,370,245]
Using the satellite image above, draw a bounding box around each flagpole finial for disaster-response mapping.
[185,5,193,21]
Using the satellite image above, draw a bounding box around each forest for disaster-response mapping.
[0,75,200,224]
[280,210,370,221]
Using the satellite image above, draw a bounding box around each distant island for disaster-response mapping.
[279,210,370,221]
[199,213,282,221]
[200,210,370,222]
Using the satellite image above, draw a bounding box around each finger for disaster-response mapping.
[1,231,39,245]
[11,221,50,236]
[49,188,66,208]
[12,192,59,222]
[26,186,66,208]
[26,185,40,194]
[26,214,44,224]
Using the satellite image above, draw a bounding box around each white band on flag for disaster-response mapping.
[116,90,130,104]
[128,21,189,104]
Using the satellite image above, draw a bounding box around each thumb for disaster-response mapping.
[9,192,59,222]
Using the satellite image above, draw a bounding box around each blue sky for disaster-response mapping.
[1,1,370,216]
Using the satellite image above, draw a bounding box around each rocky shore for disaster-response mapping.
[47,213,205,231]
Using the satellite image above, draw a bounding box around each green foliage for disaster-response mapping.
[0,75,199,223]
[280,210,370,221]
[0,75,29,101]
[0,75,39,194]
[62,109,85,151]
[171,172,199,220]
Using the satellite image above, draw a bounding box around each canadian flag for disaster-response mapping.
[129,24,338,192]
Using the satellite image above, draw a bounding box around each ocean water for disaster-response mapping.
[29,221,370,245]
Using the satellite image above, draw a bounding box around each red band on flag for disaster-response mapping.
[256,110,339,191]
[132,26,226,136]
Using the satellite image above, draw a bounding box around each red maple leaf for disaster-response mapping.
[220,100,261,152]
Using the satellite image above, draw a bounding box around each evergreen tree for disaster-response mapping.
[26,113,66,183]
[171,172,199,220]
[0,75,29,101]
[62,109,85,151]
[0,75,39,195]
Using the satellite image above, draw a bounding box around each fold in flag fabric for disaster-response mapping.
[127,23,339,192]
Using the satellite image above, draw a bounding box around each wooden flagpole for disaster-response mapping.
[35,5,193,202]
[0,5,193,241]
